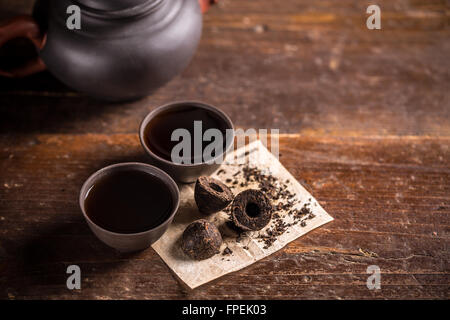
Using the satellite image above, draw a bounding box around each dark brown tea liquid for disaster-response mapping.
[84,170,173,234]
[144,106,228,163]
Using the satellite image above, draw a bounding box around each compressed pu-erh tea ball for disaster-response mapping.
[231,189,272,231]
[194,176,234,215]
[181,219,223,260]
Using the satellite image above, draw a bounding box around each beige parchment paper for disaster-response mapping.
[152,140,334,289]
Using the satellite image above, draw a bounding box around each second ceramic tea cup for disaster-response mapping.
[139,101,235,183]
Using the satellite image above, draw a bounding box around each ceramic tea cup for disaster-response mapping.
[139,101,235,183]
[79,162,180,252]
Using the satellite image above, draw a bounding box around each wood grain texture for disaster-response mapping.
[0,0,449,135]
[0,0,448,300]
[0,134,448,299]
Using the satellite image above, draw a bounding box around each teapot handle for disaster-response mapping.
[0,15,46,78]
[199,0,219,13]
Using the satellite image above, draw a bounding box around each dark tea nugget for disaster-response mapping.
[194,176,234,215]
[231,189,272,231]
[181,219,222,260]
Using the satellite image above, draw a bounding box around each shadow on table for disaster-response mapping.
[0,151,168,299]
[0,71,142,134]
[0,215,145,298]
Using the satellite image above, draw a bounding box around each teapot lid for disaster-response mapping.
[74,0,157,11]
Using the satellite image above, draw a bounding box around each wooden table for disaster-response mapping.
[0,0,449,299]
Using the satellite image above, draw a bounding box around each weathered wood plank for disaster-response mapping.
[0,0,448,136]
[0,134,448,299]
[0,0,448,300]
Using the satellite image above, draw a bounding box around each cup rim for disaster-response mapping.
[139,101,235,168]
[79,162,180,237]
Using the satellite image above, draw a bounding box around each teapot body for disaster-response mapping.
[40,0,203,100]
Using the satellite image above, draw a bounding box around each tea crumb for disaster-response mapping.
[222,247,233,255]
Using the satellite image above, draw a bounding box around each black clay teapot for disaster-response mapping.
[0,0,218,100]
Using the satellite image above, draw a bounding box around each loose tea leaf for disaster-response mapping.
[231,189,272,231]
[181,219,223,260]
[222,247,233,255]
[259,202,314,249]
[194,176,234,215]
